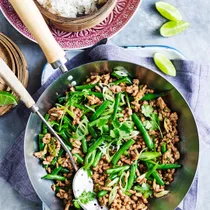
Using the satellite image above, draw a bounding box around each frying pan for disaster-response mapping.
[9,0,199,210]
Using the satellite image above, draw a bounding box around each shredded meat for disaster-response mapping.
[109,85,122,94]
[48,107,64,121]
[42,133,51,144]
[157,97,166,110]
[72,107,82,125]
[87,95,101,105]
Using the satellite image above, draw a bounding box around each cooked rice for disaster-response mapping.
[37,0,99,18]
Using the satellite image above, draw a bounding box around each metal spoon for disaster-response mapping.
[0,59,107,210]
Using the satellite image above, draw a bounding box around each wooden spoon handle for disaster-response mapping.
[0,58,35,108]
[9,0,65,64]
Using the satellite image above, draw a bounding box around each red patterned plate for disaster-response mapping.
[0,0,141,49]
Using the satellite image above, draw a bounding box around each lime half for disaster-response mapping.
[156,2,182,21]
[160,20,189,37]
[154,53,176,77]
[0,91,18,106]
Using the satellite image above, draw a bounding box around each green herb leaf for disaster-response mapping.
[141,104,153,117]
[73,190,96,206]
[143,120,153,130]
[134,183,153,198]
[141,105,163,137]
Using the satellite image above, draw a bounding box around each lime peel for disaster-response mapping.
[0,91,18,106]
[160,20,190,37]
[153,53,176,77]
[155,2,182,21]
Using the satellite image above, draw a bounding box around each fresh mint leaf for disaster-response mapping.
[134,183,152,199]
[143,120,153,130]
[141,104,153,117]
[141,105,163,137]
[151,113,163,137]
[73,190,96,207]
[151,113,160,126]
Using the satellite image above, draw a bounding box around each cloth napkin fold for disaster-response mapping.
[1,40,210,210]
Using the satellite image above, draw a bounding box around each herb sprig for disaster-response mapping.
[141,104,163,138]
[73,190,96,208]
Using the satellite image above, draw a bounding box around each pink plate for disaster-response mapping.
[0,0,141,49]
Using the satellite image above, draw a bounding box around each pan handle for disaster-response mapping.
[9,0,67,70]
[0,58,35,109]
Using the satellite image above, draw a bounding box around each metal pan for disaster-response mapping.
[24,60,199,210]
[9,1,199,209]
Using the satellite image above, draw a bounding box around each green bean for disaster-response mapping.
[41,174,66,181]
[73,153,84,164]
[84,151,96,170]
[112,92,121,121]
[90,101,111,121]
[60,167,70,173]
[87,137,104,153]
[38,134,45,151]
[63,116,76,131]
[146,163,158,178]
[111,77,132,85]
[75,83,97,91]
[65,144,72,151]
[88,91,103,99]
[55,186,61,192]
[55,186,69,192]
[73,104,89,112]
[81,138,88,154]
[152,171,164,186]
[75,84,97,91]
[70,91,103,99]
[98,190,108,197]
[157,163,182,170]
[111,139,135,165]
[43,164,48,169]
[106,165,130,174]
[59,130,70,146]
[161,142,167,153]
[52,166,62,175]
[51,149,64,165]
[126,161,137,190]
[92,150,103,167]
[132,113,154,150]
[63,116,77,132]
[88,126,98,138]
[109,173,118,180]
[139,152,161,161]
[42,114,50,134]
[140,92,167,101]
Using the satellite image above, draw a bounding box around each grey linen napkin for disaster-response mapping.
[1,41,209,209]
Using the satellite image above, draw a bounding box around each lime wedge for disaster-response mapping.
[0,91,18,106]
[155,2,182,21]
[154,53,176,77]
[160,20,189,37]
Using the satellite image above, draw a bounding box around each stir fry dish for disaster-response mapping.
[34,67,181,210]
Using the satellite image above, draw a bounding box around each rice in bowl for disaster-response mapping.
[36,0,108,18]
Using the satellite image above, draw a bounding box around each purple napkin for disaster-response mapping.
[1,41,209,209]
